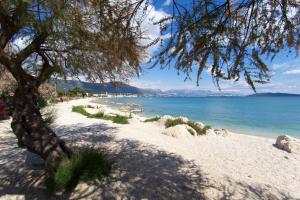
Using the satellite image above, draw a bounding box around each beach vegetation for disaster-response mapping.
[144,116,161,122]
[165,118,184,128]
[187,128,196,136]
[72,106,91,117]
[165,118,208,135]
[203,125,211,133]
[45,147,112,192]
[111,115,129,124]
[72,106,129,124]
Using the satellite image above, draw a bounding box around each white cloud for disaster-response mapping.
[284,69,300,75]
[138,3,170,56]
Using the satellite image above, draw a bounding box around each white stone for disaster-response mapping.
[214,128,229,137]
[206,129,216,136]
[195,122,205,129]
[275,135,300,154]
[161,124,195,138]
[178,116,189,123]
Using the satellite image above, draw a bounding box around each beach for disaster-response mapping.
[0,97,299,199]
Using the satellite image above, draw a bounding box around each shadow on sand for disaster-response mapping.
[0,122,295,199]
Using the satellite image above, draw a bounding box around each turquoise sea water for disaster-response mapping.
[100,96,300,138]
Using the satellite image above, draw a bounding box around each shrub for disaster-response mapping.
[164,118,185,128]
[46,147,112,192]
[89,112,104,119]
[187,128,196,136]
[112,115,129,124]
[72,106,129,124]
[144,116,160,122]
[186,121,206,136]
[165,118,208,136]
[203,125,211,133]
[72,106,91,117]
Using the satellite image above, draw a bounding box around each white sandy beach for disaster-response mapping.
[0,97,299,199]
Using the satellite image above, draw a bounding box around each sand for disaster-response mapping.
[0,97,299,199]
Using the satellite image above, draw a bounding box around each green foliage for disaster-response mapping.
[67,87,86,97]
[154,0,299,91]
[72,106,91,117]
[37,96,48,108]
[89,112,104,119]
[187,128,196,136]
[164,118,185,128]
[57,87,86,97]
[186,121,207,136]
[111,115,128,124]
[72,106,129,124]
[45,147,112,192]
[165,118,208,135]
[144,116,160,122]
[203,125,211,133]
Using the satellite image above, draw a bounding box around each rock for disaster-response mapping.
[178,116,189,123]
[161,124,195,138]
[206,129,216,136]
[275,135,300,154]
[213,128,229,137]
[195,122,205,129]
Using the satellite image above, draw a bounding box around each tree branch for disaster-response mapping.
[14,32,49,65]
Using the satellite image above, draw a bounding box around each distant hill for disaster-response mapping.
[50,79,158,95]
[50,79,248,97]
[249,93,300,97]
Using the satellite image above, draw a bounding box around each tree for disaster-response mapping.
[150,0,299,90]
[0,0,144,169]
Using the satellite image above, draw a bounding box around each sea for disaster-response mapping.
[96,96,300,139]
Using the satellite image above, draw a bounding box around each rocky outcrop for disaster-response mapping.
[161,124,196,138]
[275,135,300,154]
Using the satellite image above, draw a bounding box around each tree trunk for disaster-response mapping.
[11,80,72,170]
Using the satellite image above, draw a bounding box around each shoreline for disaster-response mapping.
[94,97,286,140]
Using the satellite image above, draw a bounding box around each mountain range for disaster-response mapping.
[51,80,300,97]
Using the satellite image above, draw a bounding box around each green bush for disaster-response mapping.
[186,121,207,135]
[187,128,196,136]
[203,125,211,133]
[72,106,129,124]
[164,118,185,128]
[144,116,160,122]
[72,106,91,117]
[165,118,208,135]
[112,115,129,124]
[89,112,104,119]
[46,147,112,192]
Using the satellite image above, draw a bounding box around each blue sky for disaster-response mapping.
[130,0,300,95]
